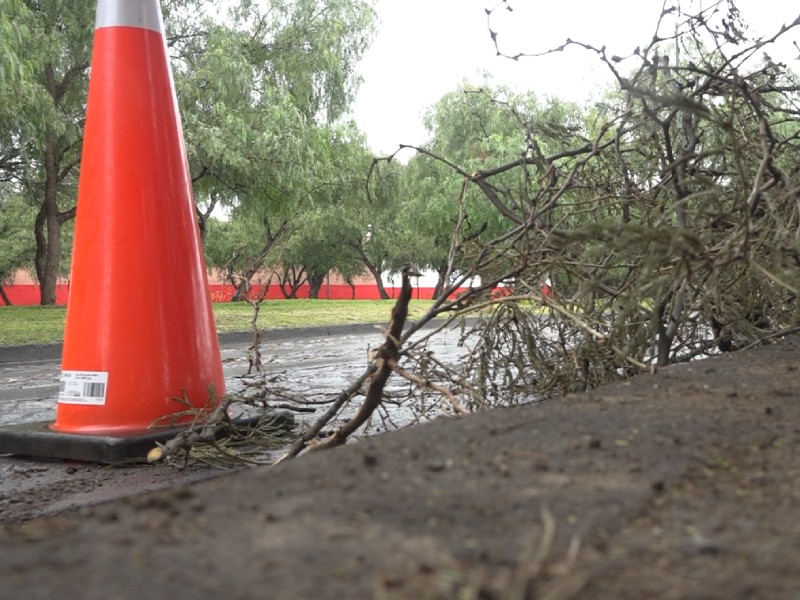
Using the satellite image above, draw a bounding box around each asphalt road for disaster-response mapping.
[0,321,466,429]
[0,322,468,522]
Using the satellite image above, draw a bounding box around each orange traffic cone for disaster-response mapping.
[51,0,225,437]
[0,0,226,463]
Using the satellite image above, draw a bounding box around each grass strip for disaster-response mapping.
[0,300,435,347]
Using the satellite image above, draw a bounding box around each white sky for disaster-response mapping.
[352,0,800,156]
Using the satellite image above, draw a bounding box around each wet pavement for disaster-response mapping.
[0,322,466,428]
[0,323,468,522]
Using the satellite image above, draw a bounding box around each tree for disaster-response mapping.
[173,0,376,228]
[0,193,36,305]
[203,211,286,300]
[173,0,377,298]
[342,155,409,299]
[269,123,372,298]
[0,0,376,304]
[0,1,92,305]
[397,82,582,297]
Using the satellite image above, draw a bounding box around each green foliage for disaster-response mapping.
[0,0,28,88]
[173,0,376,219]
[0,193,35,283]
[0,0,377,303]
[396,81,586,290]
[0,0,94,303]
[170,0,378,296]
[3,0,93,159]
[359,157,408,273]
[203,214,270,276]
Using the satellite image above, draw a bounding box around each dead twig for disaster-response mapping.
[386,358,469,416]
[146,388,231,466]
[505,504,556,600]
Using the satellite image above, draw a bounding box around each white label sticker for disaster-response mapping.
[58,371,109,405]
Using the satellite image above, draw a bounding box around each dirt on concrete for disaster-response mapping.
[0,335,799,599]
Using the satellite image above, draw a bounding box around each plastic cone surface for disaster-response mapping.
[53,0,225,434]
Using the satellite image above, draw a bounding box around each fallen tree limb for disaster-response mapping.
[147,390,294,467]
[386,358,469,416]
[146,393,233,466]
[276,268,415,460]
[311,268,413,450]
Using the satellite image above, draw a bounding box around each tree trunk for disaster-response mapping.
[0,285,11,306]
[193,174,216,244]
[231,277,251,302]
[432,261,449,300]
[363,263,390,300]
[353,244,390,300]
[36,132,64,306]
[33,204,47,295]
[308,273,325,299]
[279,267,307,299]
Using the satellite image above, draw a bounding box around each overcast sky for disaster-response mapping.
[351,0,800,156]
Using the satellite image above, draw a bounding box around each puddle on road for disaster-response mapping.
[1,328,468,434]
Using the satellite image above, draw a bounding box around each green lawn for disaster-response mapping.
[0,300,435,347]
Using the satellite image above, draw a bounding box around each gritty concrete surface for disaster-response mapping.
[0,334,798,599]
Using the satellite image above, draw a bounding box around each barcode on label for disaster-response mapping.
[59,371,109,406]
[83,382,106,398]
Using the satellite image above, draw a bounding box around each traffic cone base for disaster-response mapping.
[0,420,197,464]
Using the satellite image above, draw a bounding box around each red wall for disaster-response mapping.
[1,284,71,306]
[208,284,446,302]
[1,282,550,306]
[1,283,451,306]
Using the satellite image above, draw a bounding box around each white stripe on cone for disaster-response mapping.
[95,0,164,32]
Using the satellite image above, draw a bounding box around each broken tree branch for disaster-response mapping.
[276,267,416,460]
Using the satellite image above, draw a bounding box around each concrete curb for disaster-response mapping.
[0,343,63,364]
[0,321,439,366]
